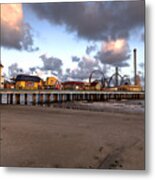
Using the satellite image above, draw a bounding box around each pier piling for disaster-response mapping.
[0,91,145,105]
[32,94,36,106]
[24,94,27,105]
[15,94,20,105]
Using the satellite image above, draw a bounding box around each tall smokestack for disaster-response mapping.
[133,48,137,85]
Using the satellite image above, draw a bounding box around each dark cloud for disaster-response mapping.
[63,56,100,80]
[20,23,39,52]
[1,21,38,52]
[27,1,144,41]
[29,67,38,74]
[1,4,38,51]
[95,39,130,67]
[29,67,36,73]
[72,56,80,62]
[62,68,71,81]
[86,44,97,55]
[39,54,63,78]
[8,63,24,78]
[66,68,71,74]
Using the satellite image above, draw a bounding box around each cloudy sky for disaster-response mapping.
[1,0,145,83]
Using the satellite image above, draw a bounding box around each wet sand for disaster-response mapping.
[0,103,144,169]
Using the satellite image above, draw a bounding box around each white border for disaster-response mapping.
[0,0,155,179]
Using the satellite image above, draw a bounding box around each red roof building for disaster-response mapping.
[62,81,85,90]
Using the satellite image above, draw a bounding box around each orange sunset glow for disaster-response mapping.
[1,4,23,32]
[102,39,127,53]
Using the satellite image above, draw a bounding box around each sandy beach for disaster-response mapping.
[0,102,144,169]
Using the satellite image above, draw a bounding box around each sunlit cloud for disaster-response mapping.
[1,4,23,32]
[1,4,38,51]
[96,38,131,67]
[102,39,128,54]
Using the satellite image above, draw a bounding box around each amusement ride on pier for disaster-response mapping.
[0,49,144,105]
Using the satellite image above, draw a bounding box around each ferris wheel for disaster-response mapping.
[89,70,107,87]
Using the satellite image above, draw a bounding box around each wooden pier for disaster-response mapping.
[0,90,145,105]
